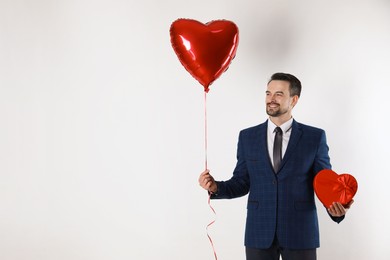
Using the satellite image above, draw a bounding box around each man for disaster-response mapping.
[198,73,353,260]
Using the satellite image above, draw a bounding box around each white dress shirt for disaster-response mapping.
[267,117,293,168]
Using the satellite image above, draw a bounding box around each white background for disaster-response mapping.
[1,0,389,259]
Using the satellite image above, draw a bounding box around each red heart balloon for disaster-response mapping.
[170,19,239,92]
[313,169,358,208]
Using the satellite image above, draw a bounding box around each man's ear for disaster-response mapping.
[291,95,299,108]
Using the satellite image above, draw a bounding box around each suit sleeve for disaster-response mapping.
[210,131,250,199]
[314,130,345,223]
[312,130,331,174]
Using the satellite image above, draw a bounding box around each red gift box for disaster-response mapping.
[314,169,358,208]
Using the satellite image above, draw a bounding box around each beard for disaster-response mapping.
[266,103,288,117]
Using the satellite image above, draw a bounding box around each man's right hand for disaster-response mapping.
[198,169,217,194]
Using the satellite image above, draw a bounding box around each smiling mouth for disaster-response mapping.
[267,103,279,108]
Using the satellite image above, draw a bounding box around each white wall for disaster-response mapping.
[1,0,389,259]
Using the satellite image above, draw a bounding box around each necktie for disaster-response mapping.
[273,127,283,173]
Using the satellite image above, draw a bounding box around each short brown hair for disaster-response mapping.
[268,72,301,97]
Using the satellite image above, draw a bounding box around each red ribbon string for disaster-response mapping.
[207,193,218,260]
[204,91,208,170]
[204,91,217,260]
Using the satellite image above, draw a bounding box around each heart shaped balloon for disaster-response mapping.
[170,19,239,92]
[314,169,358,208]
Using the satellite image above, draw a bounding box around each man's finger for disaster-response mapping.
[200,169,210,176]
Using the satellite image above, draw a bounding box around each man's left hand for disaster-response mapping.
[328,200,354,217]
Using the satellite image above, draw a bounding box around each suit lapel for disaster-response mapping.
[280,120,302,171]
[252,121,268,158]
[252,120,274,174]
[259,122,269,161]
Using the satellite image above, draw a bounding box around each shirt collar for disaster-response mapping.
[268,117,294,134]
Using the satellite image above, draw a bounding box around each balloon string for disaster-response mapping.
[204,91,217,260]
[207,193,218,260]
[204,91,208,170]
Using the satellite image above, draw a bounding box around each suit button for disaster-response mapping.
[273,180,277,185]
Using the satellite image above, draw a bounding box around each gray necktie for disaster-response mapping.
[273,127,283,173]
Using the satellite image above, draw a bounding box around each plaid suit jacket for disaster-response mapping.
[212,119,334,249]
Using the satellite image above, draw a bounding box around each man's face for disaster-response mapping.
[265,80,297,117]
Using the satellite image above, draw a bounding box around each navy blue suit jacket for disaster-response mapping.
[211,119,343,249]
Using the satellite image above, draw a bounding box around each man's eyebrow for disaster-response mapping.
[265,90,285,94]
